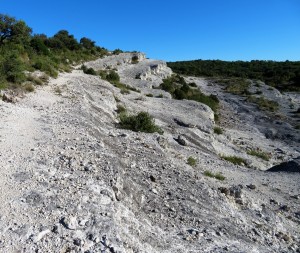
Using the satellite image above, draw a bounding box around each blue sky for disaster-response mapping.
[1,0,299,61]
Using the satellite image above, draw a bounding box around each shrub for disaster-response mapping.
[116,104,126,114]
[39,73,49,83]
[131,55,139,64]
[24,83,35,92]
[214,126,223,135]
[113,49,123,55]
[54,86,62,95]
[221,155,246,166]
[106,70,120,83]
[187,156,197,167]
[119,111,163,134]
[157,94,164,98]
[32,59,58,77]
[114,96,121,102]
[158,74,219,112]
[189,82,197,87]
[1,52,26,83]
[247,96,279,112]
[120,88,130,95]
[98,69,107,79]
[27,75,43,85]
[214,113,220,123]
[146,93,153,97]
[214,173,226,181]
[222,78,251,95]
[247,149,270,161]
[204,170,214,177]
[204,170,225,181]
[112,81,140,93]
[81,65,96,75]
[85,68,97,75]
[0,82,7,90]
[173,88,187,99]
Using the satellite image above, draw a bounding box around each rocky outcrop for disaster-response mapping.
[267,157,300,172]
[85,52,146,70]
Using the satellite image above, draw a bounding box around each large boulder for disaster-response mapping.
[266,157,300,172]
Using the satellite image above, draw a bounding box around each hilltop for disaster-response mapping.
[0,52,299,253]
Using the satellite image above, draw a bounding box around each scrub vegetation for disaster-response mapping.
[156,74,219,113]
[0,14,108,91]
[167,59,300,92]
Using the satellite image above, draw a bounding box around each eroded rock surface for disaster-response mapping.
[0,53,299,253]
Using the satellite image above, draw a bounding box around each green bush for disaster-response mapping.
[222,78,251,95]
[114,96,121,102]
[113,49,123,55]
[146,93,153,97]
[214,126,223,134]
[0,82,7,90]
[32,58,58,77]
[24,83,35,92]
[204,170,225,181]
[115,83,133,92]
[119,111,163,134]
[1,52,26,83]
[189,82,197,87]
[83,66,97,75]
[120,88,130,95]
[106,70,120,83]
[221,155,246,166]
[54,86,62,95]
[104,75,140,93]
[27,75,43,85]
[116,104,126,114]
[187,156,197,167]
[247,96,279,112]
[215,173,226,181]
[158,74,219,112]
[131,55,139,64]
[247,149,270,161]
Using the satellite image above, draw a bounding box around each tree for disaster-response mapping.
[80,37,95,49]
[0,14,32,45]
[30,35,49,55]
[53,30,79,50]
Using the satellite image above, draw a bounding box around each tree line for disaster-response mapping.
[167,59,300,92]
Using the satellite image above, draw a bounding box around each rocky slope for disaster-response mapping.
[0,53,299,253]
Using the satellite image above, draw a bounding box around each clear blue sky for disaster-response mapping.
[1,0,299,61]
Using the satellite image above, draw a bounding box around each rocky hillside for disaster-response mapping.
[0,53,299,253]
